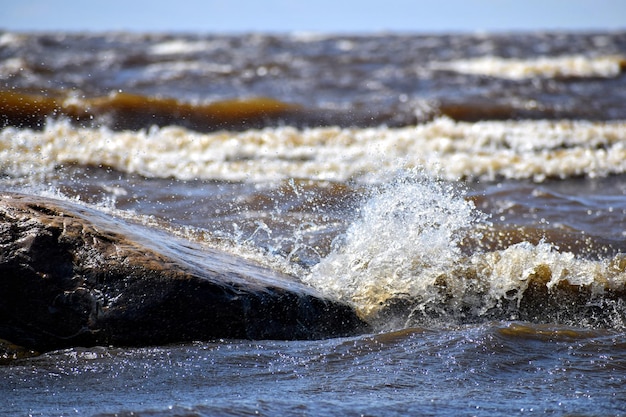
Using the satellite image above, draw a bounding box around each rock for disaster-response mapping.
[0,192,368,353]
[0,338,38,364]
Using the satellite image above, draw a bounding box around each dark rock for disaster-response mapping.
[0,338,38,364]
[0,192,368,353]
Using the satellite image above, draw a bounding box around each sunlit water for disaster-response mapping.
[4,324,626,417]
[2,30,626,416]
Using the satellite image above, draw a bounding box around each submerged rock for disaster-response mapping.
[0,192,368,353]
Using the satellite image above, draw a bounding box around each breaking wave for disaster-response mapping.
[2,117,626,183]
[303,170,626,329]
[432,55,626,79]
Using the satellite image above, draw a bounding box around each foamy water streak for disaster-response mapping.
[432,55,625,79]
[304,172,626,325]
[2,118,626,182]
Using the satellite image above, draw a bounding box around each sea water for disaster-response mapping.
[1,31,626,416]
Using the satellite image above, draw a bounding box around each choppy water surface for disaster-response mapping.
[2,30,626,416]
[5,324,626,417]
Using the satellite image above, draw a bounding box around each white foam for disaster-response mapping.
[149,39,215,55]
[2,117,626,183]
[432,55,625,79]
[139,61,233,83]
[302,171,626,321]
[303,170,486,317]
[0,57,27,77]
[0,32,25,47]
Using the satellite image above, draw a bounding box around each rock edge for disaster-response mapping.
[0,192,368,354]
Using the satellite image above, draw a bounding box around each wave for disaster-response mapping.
[303,170,626,330]
[0,90,430,131]
[4,88,624,138]
[432,55,626,79]
[6,168,626,332]
[3,117,626,182]
[0,90,304,132]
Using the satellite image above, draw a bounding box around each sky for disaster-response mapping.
[0,0,625,33]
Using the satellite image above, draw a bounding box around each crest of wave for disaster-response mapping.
[304,169,486,319]
[304,169,626,329]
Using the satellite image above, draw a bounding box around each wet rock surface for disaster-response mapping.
[0,193,368,353]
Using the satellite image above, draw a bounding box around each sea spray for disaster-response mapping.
[303,170,626,329]
[303,169,487,320]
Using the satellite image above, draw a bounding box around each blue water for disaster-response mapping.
[3,323,626,416]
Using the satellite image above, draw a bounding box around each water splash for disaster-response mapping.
[303,170,626,330]
[303,169,486,319]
